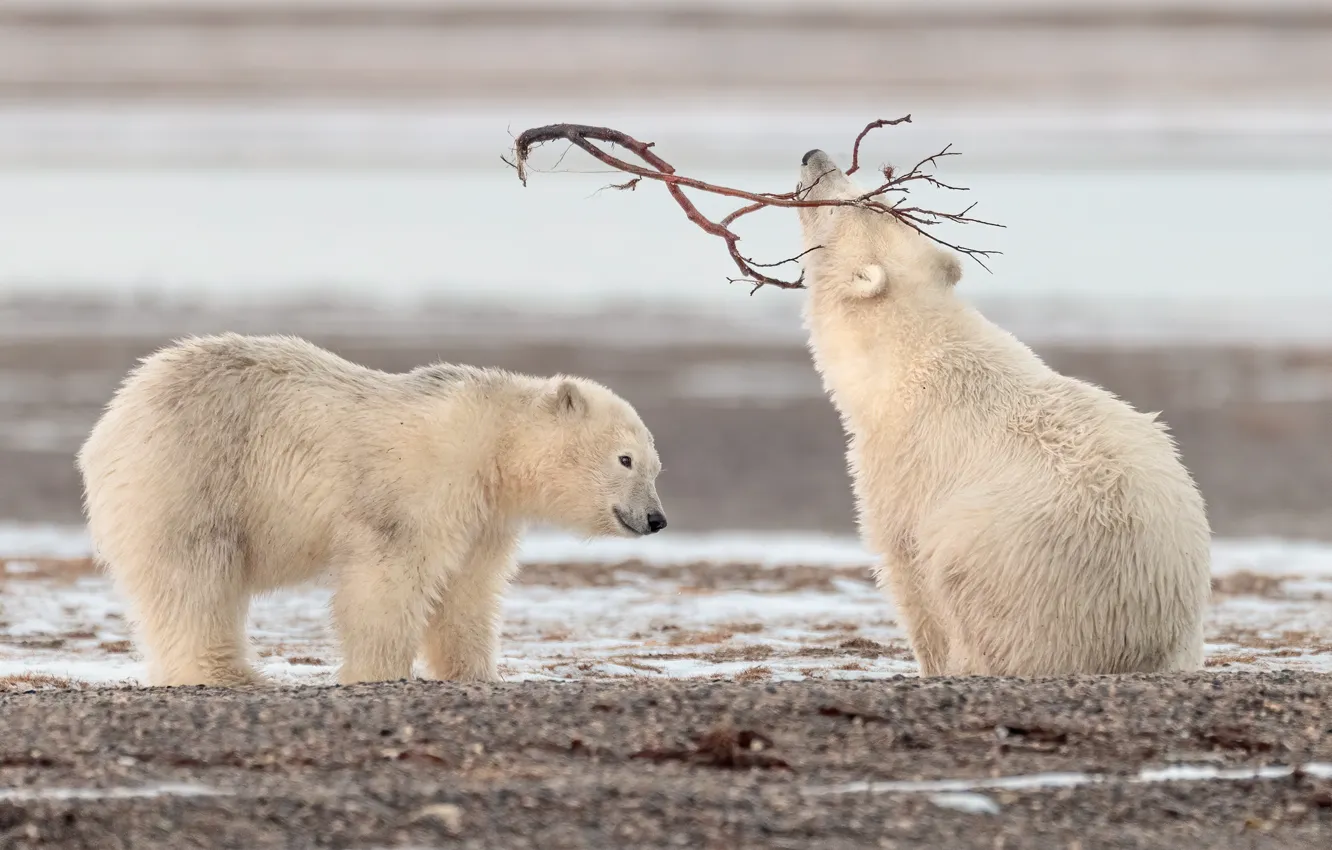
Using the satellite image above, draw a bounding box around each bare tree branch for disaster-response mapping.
[505,118,1003,293]
[845,115,914,176]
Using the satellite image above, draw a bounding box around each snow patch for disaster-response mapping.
[0,783,230,803]
[805,763,1332,797]
[4,525,1331,689]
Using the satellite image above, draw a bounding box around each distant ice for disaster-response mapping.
[515,529,878,567]
[2,162,1330,347]
[13,522,1332,575]
[4,97,1332,170]
[0,523,92,559]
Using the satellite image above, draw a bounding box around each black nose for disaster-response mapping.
[802,149,822,165]
[646,511,668,534]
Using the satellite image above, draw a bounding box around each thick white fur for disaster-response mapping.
[76,333,665,687]
[795,150,1211,677]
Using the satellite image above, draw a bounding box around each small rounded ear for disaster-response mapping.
[937,252,963,287]
[544,378,588,416]
[850,263,888,298]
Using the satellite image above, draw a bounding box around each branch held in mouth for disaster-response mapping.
[506,117,1002,294]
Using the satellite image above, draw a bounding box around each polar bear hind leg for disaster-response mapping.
[112,534,259,688]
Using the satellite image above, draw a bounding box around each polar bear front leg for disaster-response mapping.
[876,558,951,677]
[332,548,435,685]
[421,533,518,682]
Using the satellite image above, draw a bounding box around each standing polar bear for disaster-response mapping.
[77,333,667,687]
[795,149,1211,677]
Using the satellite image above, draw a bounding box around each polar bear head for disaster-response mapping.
[795,149,963,301]
[513,376,667,539]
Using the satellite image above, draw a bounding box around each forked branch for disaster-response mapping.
[506,117,1002,293]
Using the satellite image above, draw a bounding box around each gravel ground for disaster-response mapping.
[1,673,1331,849]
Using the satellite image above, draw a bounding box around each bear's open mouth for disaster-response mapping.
[612,508,644,536]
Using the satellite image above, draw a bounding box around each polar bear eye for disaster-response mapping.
[618,455,633,469]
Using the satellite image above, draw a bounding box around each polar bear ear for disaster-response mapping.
[544,378,589,417]
[850,264,888,298]
[937,252,963,287]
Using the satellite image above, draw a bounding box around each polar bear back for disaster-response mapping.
[76,333,506,589]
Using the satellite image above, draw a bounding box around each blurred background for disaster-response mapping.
[2,0,1332,539]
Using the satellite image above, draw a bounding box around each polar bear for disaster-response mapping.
[76,333,667,687]
[794,149,1211,677]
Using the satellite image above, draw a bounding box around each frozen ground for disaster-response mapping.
[3,524,1330,692]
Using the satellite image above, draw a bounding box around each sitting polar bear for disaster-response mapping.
[77,333,667,687]
[795,149,1211,677]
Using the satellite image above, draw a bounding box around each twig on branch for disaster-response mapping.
[845,115,914,176]
[505,117,1002,293]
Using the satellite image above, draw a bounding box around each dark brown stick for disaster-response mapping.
[844,115,914,176]
[507,119,1002,293]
